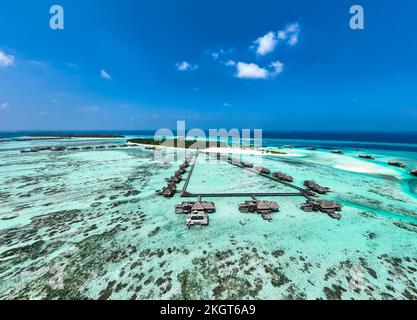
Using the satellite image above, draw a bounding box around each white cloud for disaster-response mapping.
[254,31,278,56]
[277,30,287,40]
[235,61,285,79]
[0,102,9,110]
[236,62,268,79]
[209,48,233,61]
[0,49,15,68]
[270,60,284,77]
[225,60,236,67]
[278,22,300,46]
[176,61,198,72]
[211,52,220,60]
[67,62,79,70]
[223,102,231,107]
[100,69,111,80]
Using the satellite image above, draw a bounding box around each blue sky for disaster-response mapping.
[1,0,417,131]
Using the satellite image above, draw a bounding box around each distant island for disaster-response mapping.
[30,134,125,139]
[127,137,288,156]
[127,138,227,149]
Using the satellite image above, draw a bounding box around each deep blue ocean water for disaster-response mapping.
[2,130,417,152]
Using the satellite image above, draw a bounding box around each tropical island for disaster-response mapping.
[30,134,125,139]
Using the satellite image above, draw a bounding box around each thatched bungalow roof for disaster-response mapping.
[191,201,205,212]
[304,180,330,194]
[161,187,175,197]
[319,200,343,210]
[254,166,271,174]
[273,172,294,182]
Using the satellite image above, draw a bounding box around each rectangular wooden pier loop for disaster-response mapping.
[180,151,313,200]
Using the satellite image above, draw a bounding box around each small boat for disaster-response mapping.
[331,150,344,154]
[306,147,317,151]
[388,161,406,168]
[358,154,375,160]
[410,169,417,177]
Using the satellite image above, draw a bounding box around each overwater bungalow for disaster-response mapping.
[51,146,67,152]
[301,199,342,220]
[176,168,186,175]
[176,201,216,214]
[82,146,94,150]
[241,162,254,168]
[239,200,279,214]
[410,169,417,177]
[168,175,182,184]
[157,186,176,198]
[359,154,375,160]
[239,200,279,221]
[331,150,344,154]
[96,146,106,149]
[388,161,406,168]
[108,145,118,149]
[145,146,156,150]
[119,144,129,148]
[254,166,271,174]
[304,180,330,194]
[186,212,209,228]
[33,147,52,152]
[68,147,80,151]
[273,172,294,182]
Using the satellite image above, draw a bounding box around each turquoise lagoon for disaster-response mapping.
[1,135,417,300]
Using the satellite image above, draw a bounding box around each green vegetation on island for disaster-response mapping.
[30,134,125,139]
[127,138,228,149]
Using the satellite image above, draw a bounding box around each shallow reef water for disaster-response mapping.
[1,138,417,300]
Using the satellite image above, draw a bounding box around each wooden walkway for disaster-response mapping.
[181,192,304,198]
[180,153,199,196]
